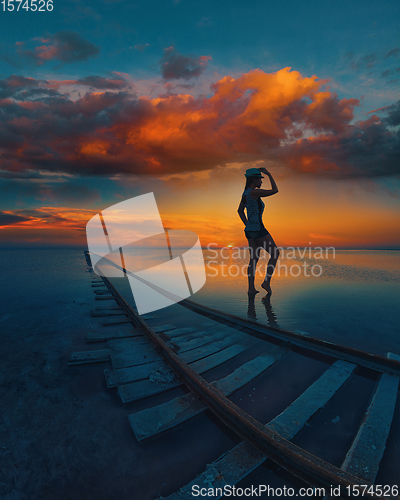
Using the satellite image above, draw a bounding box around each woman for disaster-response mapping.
[237,167,280,295]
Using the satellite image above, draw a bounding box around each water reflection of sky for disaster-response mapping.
[94,247,400,356]
[195,250,400,356]
[99,247,400,356]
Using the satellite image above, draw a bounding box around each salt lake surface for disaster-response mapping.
[2,246,399,358]
[196,248,400,356]
[1,247,400,498]
[107,246,400,356]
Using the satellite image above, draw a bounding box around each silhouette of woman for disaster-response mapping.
[237,167,280,295]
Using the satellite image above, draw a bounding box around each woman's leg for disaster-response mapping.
[255,233,280,294]
[247,238,260,294]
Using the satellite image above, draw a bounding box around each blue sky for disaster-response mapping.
[1,0,399,110]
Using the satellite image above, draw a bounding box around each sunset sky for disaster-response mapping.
[0,0,399,248]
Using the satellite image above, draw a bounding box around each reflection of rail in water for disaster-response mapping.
[69,251,400,499]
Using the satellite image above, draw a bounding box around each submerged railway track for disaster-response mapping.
[68,252,400,499]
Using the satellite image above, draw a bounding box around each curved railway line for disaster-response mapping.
[69,252,400,499]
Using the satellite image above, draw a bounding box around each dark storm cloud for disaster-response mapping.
[75,76,128,89]
[0,177,101,207]
[0,170,44,179]
[346,52,378,71]
[382,100,400,126]
[0,70,399,180]
[15,31,100,66]
[381,67,400,79]
[281,106,400,178]
[160,47,211,80]
[37,181,101,205]
[385,47,400,58]
[0,75,60,100]
[345,48,400,74]
[0,211,31,226]
[0,207,95,232]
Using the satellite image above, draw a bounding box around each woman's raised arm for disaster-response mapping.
[251,168,278,197]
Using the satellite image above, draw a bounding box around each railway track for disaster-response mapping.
[69,251,400,499]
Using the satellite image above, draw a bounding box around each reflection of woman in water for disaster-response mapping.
[247,292,280,328]
[237,167,280,295]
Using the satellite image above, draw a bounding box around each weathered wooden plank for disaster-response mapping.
[161,444,264,500]
[267,360,355,439]
[179,333,247,363]
[107,337,153,349]
[162,327,197,339]
[341,353,400,482]
[165,325,233,345]
[189,340,255,373]
[86,329,143,343]
[129,346,288,441]
[95,296,116,301]
[106,339,256,388]
[199,320,218,328]
[112,342,158,356]
[95,306,123,311]
[113,330,249,371]
[104,360,167,387]
[118,376,180,403]
[214,346,289,395]
[117,338,257,402]
[172,329,243,354]
[102,318,132,326]
[152,324,177,333]
[164,330,205,345]
[111,349,163,370]
[130,392,204,439]
[68,349,112,365]
[139,314,158,320]
[160,360,357,500]
[181,299,400,377]
[90,310,127,317]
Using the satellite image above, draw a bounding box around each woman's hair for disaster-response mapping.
[241,176,256,204]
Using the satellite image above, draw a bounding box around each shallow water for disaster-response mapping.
[90,246,400,356]
[0,247,239,500]
[2,247,399,357]
[1,247,400,497]
[196,249,400,356]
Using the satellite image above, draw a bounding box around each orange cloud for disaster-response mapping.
[1,68,398,178]
[0,207,96,246]
[106,68,342,170]
[0,207,95,229]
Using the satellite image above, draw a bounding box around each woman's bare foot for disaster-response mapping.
[261,281,272,294]
[248,289,259,295]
